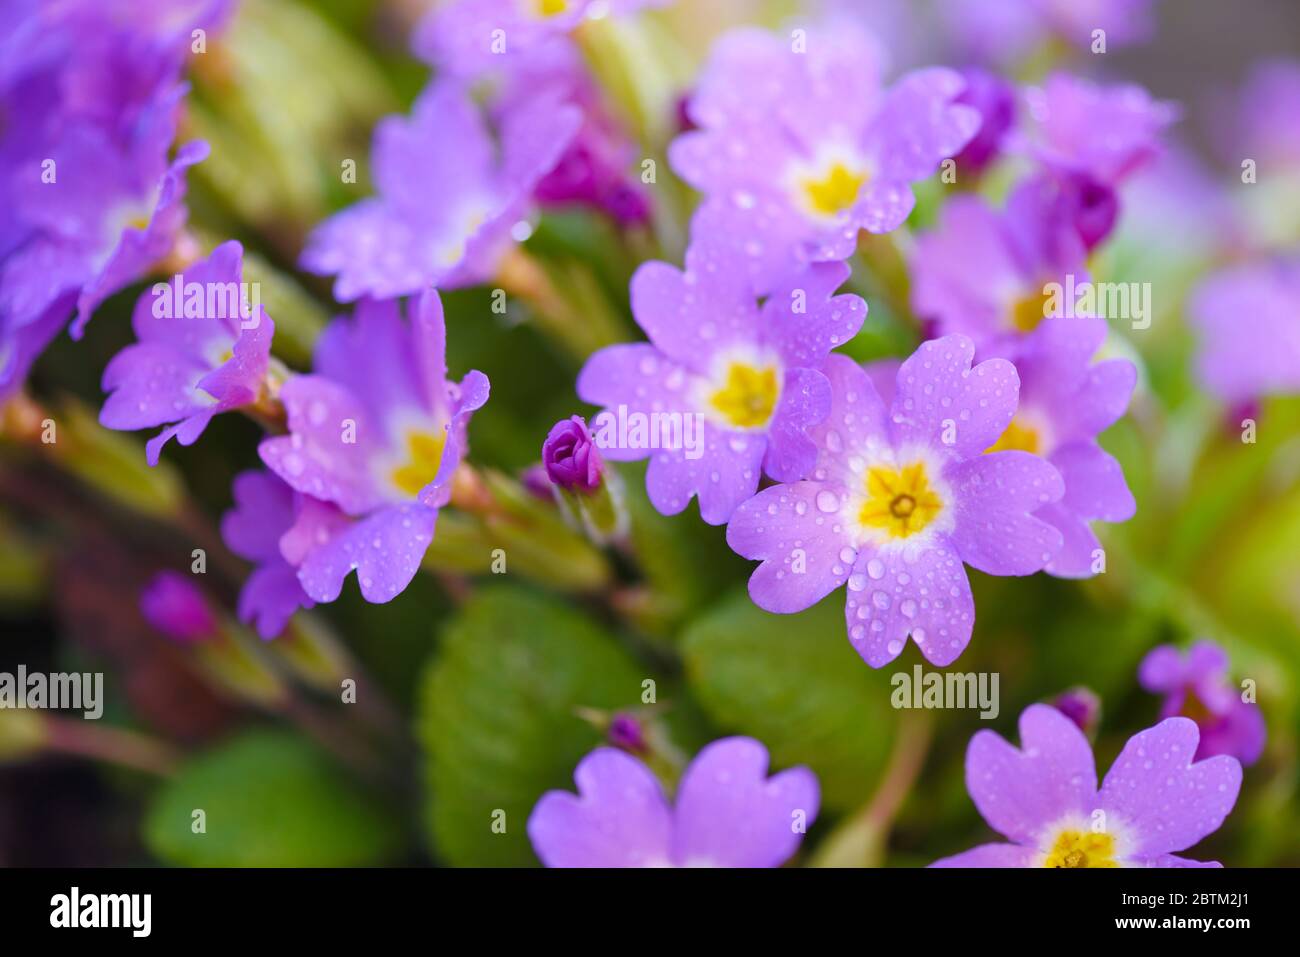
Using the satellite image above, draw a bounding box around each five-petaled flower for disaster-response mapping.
[670,24,978,293]
[727,336,1064,668]
[932,704,1241,868]
[577,237,866,524]
[258,290,489,605]
[301,81,580,302]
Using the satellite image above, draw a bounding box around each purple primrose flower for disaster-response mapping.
[258,291,489,604]
[528,736,818,868]
[727,336,1064,668]
[911,176,1089,349]
[576,238,867,524]
[932,704,1241,868]
[670,24,978,292]
[1139,640,1266,766]
[1016,73,1176,186]
[99,240,274,465]
[983,317,1137,578]
[301,80,580,302]
[0,0,215,395]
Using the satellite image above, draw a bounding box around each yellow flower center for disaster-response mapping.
[858,462,944,539]
[985,416,1041,454]
[532,0,570,17]
[390,430,447,497]
[801,162,867,217]
[1043,830,1118,868]
[1010,287,1054,332]
[710,362,780,430]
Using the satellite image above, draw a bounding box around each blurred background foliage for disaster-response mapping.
[0,0,1297,867]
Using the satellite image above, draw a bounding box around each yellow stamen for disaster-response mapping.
[533,0,570,17]
[801,162,867,217]
[1043,830,1118,868]
[858,462,943,538]
[390,430,447,497]
[985,417,1041,454]
[1010,287,1054,332]
[710,363,780,430]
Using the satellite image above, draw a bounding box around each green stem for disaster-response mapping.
[810,712,933,868]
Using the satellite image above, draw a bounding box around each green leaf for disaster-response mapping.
[418,585,646,866]
[682,590,898,811]
[144,730,402,867]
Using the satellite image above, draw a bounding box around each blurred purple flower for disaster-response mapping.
[577,238,866,524]
[932,704,1241,868]
[543,415,603,493]
[727,337,1064,669]
[1229,58,1300,171]
[221,469,331,640]
[952,68,1016,177]
[0,0,221,396]
[99,241,274,465]
[528,737,818,867]
[140,570,218,644]
[1139,641,1266,766]
[258,291,489,605]
[1188,257,1300,405]
[910,177,1088,352]
[1016,73,1176,186]
[670,24,978,292]
[492,40,651,225]
[300,80,580,302]
[519,463,555,500]
[938,0,1157,65]
[413,0,669,79]
[984,317,1137,578]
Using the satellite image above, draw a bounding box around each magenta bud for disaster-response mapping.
[608,713,647,753]
[140,571,218,644]
[543,415,603,494]
[1052,686,1102,735]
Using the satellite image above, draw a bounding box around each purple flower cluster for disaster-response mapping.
[0,0,224,395]
[563,21,1157,671]
[5,0,1274,873]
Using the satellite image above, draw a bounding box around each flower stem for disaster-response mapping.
[809,711,933,868]
[42,717,182,778]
